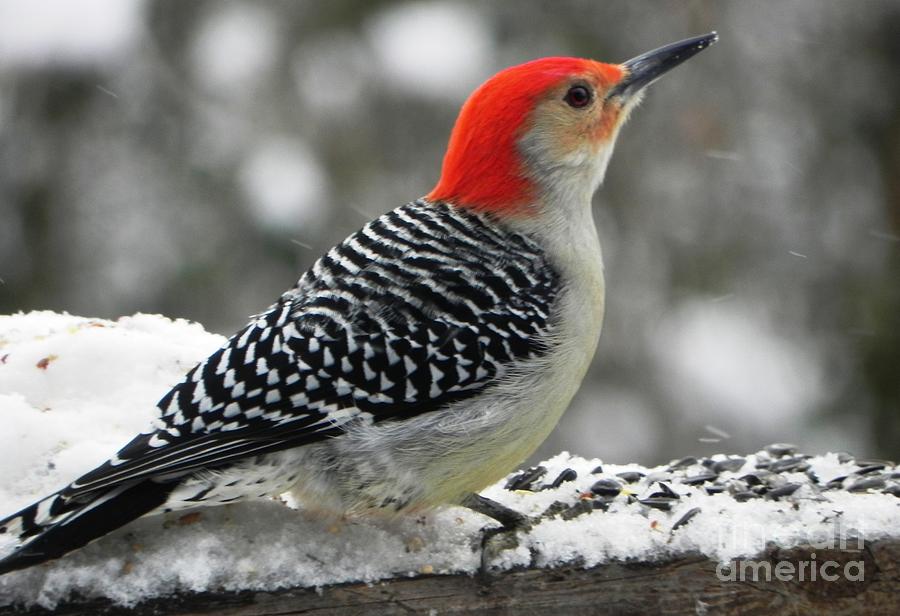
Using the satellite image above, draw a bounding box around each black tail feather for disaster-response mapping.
[0,498,47,541]
[0,480,177,575]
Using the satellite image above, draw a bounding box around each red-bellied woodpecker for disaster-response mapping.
[0,33,717,574]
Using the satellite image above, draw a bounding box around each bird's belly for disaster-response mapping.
[286,291,603,517]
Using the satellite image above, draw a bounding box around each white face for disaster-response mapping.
[516,72,643,208]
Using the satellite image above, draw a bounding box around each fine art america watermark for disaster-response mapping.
[713,517,867,583]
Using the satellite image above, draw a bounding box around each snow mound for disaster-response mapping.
[0,311,898,609]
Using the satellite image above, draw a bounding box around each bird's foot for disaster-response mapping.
[461,493,533,575]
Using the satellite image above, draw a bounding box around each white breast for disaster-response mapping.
[280,198,606,515]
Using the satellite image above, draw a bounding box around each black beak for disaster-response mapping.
[607,32,718,101]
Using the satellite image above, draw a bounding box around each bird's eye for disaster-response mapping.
[564,85,592,108]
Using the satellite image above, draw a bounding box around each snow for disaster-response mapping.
[484,451,897,569]
[0,312,223,509]
[1,311,898,609]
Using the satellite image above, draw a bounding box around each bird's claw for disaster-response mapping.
[476,516,536,575]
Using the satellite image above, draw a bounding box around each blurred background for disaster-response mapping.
[1,0,898,466]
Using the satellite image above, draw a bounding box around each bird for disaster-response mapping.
[0,32,717,574]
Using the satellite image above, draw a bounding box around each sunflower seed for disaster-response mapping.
[639,497,676,511]
[505,466,547,491]
[713,458,746,474]
[770,457,810,473]
[825,476,848,490]
[593,497,614,510]
[542,501,569,518]
[855,459,894,470]
[682,471,718,485]
[671,507,702,533]
[733,491,759,502]
[590,479,623,497]
[542,468,577,490]
[766,483,801,499]
[882,485,900,498]
[669,456,698,470]
[740,473,764,487]
[560,500,594,520]
[616,471,644,483]
[649,482,680,499]
[854,464,886,476]
[848,477,886,492]
[764,443,798,457]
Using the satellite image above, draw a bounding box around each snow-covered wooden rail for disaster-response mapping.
[2,540,899,615]
[2,448,898,616]
[1,314,899,614]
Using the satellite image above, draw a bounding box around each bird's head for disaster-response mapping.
[428,33,718,218]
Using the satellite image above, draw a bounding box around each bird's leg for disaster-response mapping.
[462,493,529,528]
[461,493,532,574]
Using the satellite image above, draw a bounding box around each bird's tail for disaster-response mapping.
[0,480,176,575]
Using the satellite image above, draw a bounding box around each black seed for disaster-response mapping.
[855,459,894,470]
[733,491,759,502]
[889,471,900,480]
[825,477,847,490]
[764,443,798,457]
[713,458,746,474]
[542,501,569,518]
[590,479,623,497]
[671,507,702,533]
[766,483,801,499]
[649,482,679,500]
[755,459,772,470]
[848,477,886,492]
[682,471,718,486]
[505,466,547,491]
[740,473,764,487]
[669,456,697,470]
[592,497,613,511]
[616,471,644,483]
[769,457,810,473]
[560,500,594,520]
[854,464,886,476]
[705,485,726,495]
[701,458,716,468]
[543,468,577,490]
[882,485,900,498]
[639,497,675,511]
[591,464,604,474]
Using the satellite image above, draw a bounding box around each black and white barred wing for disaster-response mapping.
[61,201,561,500]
